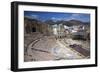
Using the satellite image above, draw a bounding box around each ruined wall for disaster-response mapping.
[24,18,52,36]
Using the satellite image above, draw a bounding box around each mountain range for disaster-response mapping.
[24,17,90,26]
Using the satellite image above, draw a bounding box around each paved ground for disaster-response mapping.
[24,33,90,62]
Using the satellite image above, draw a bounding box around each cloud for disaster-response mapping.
[25,14,39,19]
[68,13,90,22]
[68,14,81,20]
[51,17,56,20]
[71,14,80,17]
[51,17,62,21]
[31,14,38,19]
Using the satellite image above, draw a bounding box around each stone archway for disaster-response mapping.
[32,27,36,32]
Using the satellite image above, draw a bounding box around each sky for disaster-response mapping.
[24,11,90,22]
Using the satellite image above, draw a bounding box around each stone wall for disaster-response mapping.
[24,17,52,36]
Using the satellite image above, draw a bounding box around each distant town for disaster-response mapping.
[24,11,90,62]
